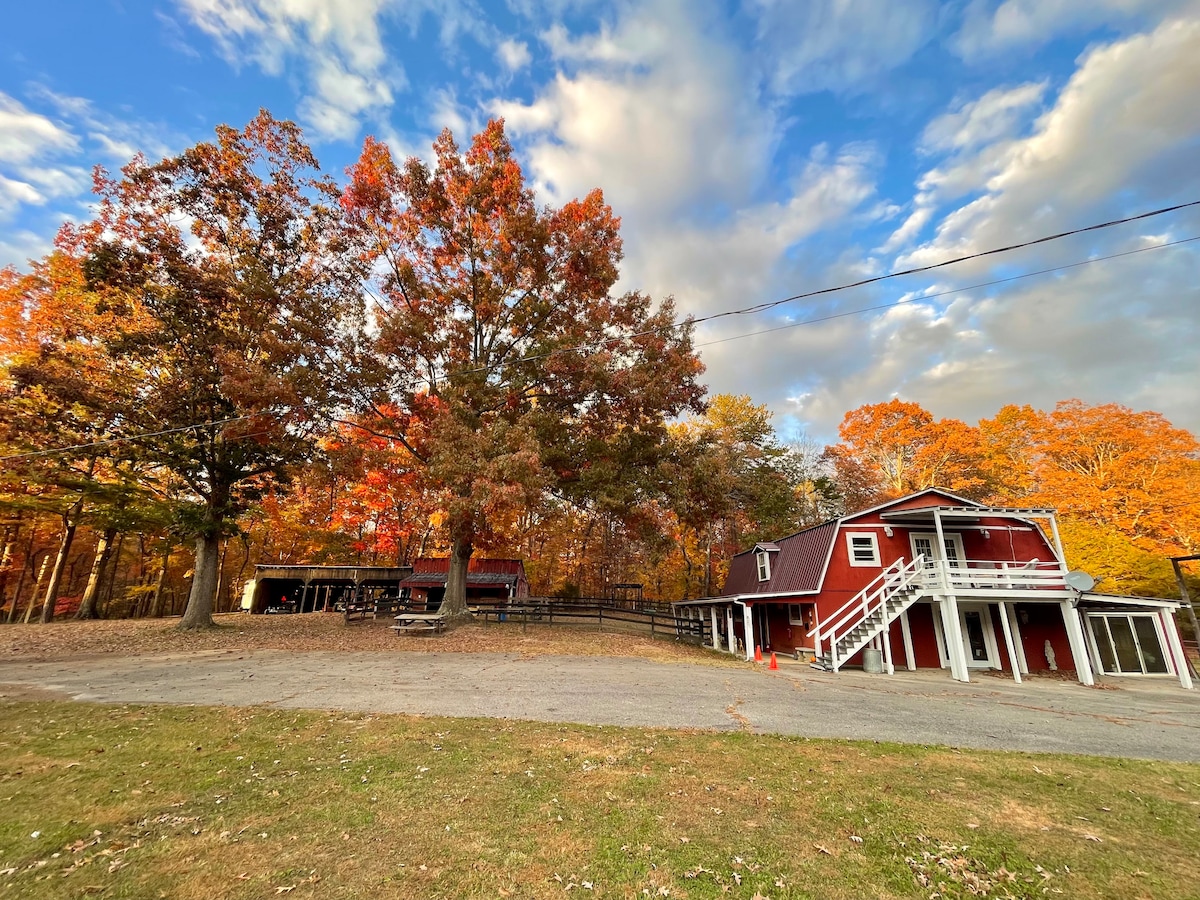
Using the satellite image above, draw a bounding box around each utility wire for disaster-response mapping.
[3,201,1198,463]
[0,415,256,463]
[695,234,1200,349]
[452,198,1200,375]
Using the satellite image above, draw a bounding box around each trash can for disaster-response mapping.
[862,647,884,674]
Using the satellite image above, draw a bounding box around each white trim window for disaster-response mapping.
[846,532,881,567]
[788,604,805,625]
[756,549,772,582]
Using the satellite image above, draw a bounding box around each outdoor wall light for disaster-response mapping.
[883,526,894,538]
[981,529,990,539]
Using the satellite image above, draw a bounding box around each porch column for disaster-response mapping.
[726,606,736,655]
[932,509,950,593]
[710,607,720,651]
[1059,601,1095,686]
[1004,603,1029,674]
[996,601,1022,684]
[938,596,969,682]
[1159,609,1195,690]
[899,608,916,671]
[299,579,310,613]
[882,622,894,675]
[742,603,756,662]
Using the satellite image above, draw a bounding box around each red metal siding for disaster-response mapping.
[1014,603,1079,673]
[906,604,944,668]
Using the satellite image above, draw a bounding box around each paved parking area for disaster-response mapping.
[1,649,1197,761]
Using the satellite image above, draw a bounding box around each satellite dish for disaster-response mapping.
[1065,570,1096,592]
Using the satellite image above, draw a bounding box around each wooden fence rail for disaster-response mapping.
[474,600,709,644]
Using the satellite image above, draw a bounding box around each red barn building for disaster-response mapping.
[398,557,530,610]
[676,489,1192,689]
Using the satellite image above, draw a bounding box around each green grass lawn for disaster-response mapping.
[0,701,1197,899]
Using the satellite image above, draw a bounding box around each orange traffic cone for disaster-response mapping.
[754,644,763,662]
[769,652,778,670]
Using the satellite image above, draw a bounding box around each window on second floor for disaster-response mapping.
[756,549,771,582]
[846,532,881,567]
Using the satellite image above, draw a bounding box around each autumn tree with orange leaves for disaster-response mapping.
[342,120,705,619]
[824,399,988,510]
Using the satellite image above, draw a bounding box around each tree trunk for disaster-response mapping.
[76,528,117,619]
[149,551,170,618]
[40,506,81,623]
[7,558,29,624]
[215,538,228,613]
[439,535,474,622]
[0,521,18,619]
[178,532,220,629]
[100,532,124,618]
[24,555,51,624]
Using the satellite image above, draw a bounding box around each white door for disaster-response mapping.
[932,602,1001,669]
[910,532,967,580]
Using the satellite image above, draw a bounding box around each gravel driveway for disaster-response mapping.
[2,649,1197,762]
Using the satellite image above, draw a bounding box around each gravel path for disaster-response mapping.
[2,649,1198,762]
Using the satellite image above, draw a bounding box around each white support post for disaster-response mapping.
[1047,514,1067,568]
[726,607,736,655]
[947,595,970,682]
[933,509,950,594]
[882,622,894,675]
[900,608,916,671]
[1060,601,1095,686]
[1005,604,1029,674]
[742,603,756,662]
[997,601,1022,684]
[710,607,720,651]
[299,580,310,613]
[1160,609,1194,690]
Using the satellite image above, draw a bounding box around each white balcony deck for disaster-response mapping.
[913,558,1074,600]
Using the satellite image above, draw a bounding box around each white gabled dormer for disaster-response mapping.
[754,542,780,582]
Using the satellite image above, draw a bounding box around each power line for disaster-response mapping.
[0,415,256,463]
[454,198,1200,375]
[3,202,1198,463]
[695,234,1200,349]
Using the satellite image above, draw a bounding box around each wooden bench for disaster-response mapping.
[391,612,447,635]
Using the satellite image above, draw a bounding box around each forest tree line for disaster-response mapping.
[2,113,1197,626]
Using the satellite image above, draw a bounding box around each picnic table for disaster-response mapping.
[391,611,447,635]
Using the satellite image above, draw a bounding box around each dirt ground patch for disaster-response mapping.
[0,612,740,666]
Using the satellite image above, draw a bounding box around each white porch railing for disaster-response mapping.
[915,558,1069,594]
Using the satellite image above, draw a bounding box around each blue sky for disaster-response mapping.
[2,0,1199,442]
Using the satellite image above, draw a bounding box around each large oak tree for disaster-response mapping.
[84,111,367,628]
[343,120,705,618]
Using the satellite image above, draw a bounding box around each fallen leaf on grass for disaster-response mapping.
[1083,834,1103,842]
[275,887,294,894]
[814,845,831,855]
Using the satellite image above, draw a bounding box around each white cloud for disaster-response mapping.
[900,15,1200,269]
[769,14,1200,441]
[175,0,412,139]
[0,93,78,164]
[955,0,1196,56]
[495,0,778,219]
[749,0,938,94]
[497,38,532,71]
[921,81,1046,153]
[0,173,45,214]
[174,0,494,140]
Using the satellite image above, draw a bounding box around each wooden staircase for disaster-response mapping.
[808,556,928,672]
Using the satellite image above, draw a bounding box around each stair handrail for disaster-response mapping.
[807,555,927,650]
